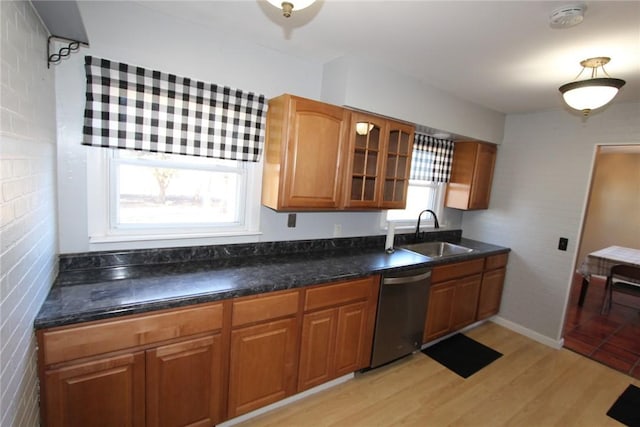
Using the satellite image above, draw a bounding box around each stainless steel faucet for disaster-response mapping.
[414,209,440,242]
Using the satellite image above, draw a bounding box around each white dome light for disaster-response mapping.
[558,57,626,116]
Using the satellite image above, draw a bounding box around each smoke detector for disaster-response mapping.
[549,4,587,29]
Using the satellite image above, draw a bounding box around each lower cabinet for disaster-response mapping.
[477,253,509,320]
[227,318,298,418]
[146,335,223,427]
[423,254,508,344]
[44,351,146,427]
[37,275,381,426]
[423,273,482,343]
[297,299,373,391]
[39,303,225,427]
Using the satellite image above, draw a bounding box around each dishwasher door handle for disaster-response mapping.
[383,271,431,285]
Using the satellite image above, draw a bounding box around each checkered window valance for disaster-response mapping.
[410,133,454,182]
[82,56,267,162]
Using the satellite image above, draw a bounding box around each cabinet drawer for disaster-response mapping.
[232,290,299,327]
[485,253,509,270]
[42,302,223,366]
[304,276,376,312]
[432,259,484,283]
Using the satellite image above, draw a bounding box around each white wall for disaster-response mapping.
[322,56,506,144]
[0,1,59,426]
[461,101,640,342]
[56,1,472,253]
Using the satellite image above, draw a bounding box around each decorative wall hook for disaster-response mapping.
[47,35,88,68]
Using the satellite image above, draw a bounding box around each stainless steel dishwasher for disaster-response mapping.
[370,267,431,368]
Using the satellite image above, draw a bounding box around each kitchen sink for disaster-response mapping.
[401,241,474,258]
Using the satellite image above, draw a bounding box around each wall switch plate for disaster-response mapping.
[558,237,568,251]
[333,224,342,237]
[287,213,296,228]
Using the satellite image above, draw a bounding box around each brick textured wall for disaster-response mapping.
[1,1,58,426]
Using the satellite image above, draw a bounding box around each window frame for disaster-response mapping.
[382,180,446,231]
[87,148,262,250]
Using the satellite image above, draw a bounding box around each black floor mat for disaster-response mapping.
[422,333,502,378]
[607,384,640,427]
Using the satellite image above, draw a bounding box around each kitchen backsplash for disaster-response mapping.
[59,230,463,273]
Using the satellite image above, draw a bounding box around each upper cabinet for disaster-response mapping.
[343,113,414,209]
[262,94,414,211]
[445,141,497,210]
[343,113,386,209]
[380,121,415,209]
[262,94,350,211]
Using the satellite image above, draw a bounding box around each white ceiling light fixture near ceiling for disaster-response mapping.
[549,3,587,29]
[558,57,626,116]
[266,0,315,18]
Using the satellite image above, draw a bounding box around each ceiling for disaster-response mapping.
[132,0,640,115]
[34,1,639,115]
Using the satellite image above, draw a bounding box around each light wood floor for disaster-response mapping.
[237,322,639,427]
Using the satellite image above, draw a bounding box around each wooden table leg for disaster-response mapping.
[578,276,589,307]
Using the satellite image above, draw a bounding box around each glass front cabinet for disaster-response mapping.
[343,113,414,209]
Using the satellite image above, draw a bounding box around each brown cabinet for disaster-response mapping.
[423,259,484,343]
[38,278,383,425]
[263,94,414,211]
[38,302,225,427]
[445,141,497,210]
[297,276,379,391]
[423,254,509,343]
[343,113,415,209]
[381,121,414,209]
[146,335,223,427]
[44,352,145,427]
[227,290,300,418]
[477,253,509,319]
[262,94,349,210]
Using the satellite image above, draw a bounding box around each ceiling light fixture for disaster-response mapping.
[266,0,315,18]
[558,57,626,116]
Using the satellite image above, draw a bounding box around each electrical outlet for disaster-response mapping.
[287,213,296,228]
[558,237,568,251]
[333,224,342,237]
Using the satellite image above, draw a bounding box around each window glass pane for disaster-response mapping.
[387,182,437,221]
[113,152,243,228]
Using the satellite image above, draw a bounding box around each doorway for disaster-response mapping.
[563,144,640,379]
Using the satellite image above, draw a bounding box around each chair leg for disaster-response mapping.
[601,278,612,314]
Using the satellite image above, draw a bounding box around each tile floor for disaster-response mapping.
[564,272,640,379]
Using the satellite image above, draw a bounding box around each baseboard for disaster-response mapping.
[218,373,354,426]
[491,316,564,349]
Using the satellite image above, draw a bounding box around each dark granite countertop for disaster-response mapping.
[34,233,509,330]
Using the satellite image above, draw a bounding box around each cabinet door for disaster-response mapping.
[468,143,497,209]
[298,308,338,391]
[146,335,223,427]
[450,274,482,330]
[343,113,387,208]
[334,301,370,376]
[266,95,348,209]
[228,318,298,418]
[445,141,497,210]
[380,121,414,209]
[423,281,456,343]
[477,267,506,319]
[44,352,145,427]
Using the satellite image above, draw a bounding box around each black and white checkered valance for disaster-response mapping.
[82,56,267,162]
[410,133,454,182]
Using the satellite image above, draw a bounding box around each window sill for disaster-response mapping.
[88,231,263,252]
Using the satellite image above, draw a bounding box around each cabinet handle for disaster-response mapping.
[383,271,432,285]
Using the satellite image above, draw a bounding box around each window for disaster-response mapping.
[385,181,445,228]
[87,149,261,247]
